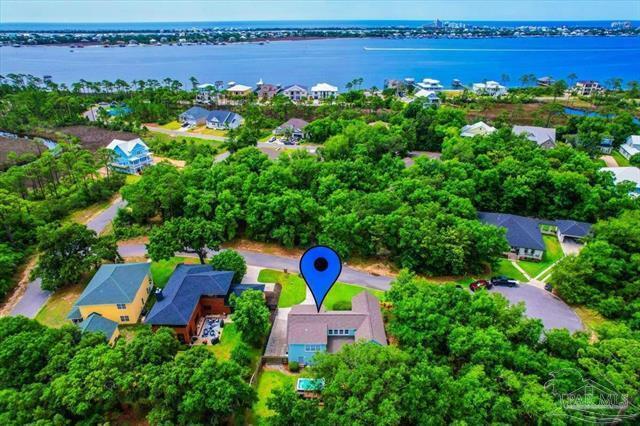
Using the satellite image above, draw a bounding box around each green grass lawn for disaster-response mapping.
[611,150,630,166]
[145,130,225,147]
[252,370,298,422]
[518,235,564,279]
[161,120,183,130]
[151,256,199,287]
[125,174,141,185]
[323,282,384,310]
[35,283,84,328]
[491,259,528,282]
[207,323,261,361]
[257,269,306,308]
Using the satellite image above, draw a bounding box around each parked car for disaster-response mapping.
[469,279,492,292]
[544,283,553,292]
[491,276,519,287]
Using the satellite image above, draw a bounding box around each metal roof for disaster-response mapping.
[73,263,150,307]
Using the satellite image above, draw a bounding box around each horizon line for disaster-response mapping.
[2,18,639,24]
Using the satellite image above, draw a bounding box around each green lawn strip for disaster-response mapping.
[257,269,306,308]
[118,323,152,341]
[151,256,199,288]
[322,282,384,310]
[34,283,85,328]
[161,121,183,130]
[517,235,564,279]
[144,130,225,147]
[491,259,528,282]
[611,150,630,166]
[252,370,298,422]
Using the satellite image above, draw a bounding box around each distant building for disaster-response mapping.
[106,138,153,174]
[67,263,152,326]
[226,84,253,96]
[472,81,507,97]
[513,125,557,149]
[619,135,640,159]
[281,84,309,102]
[311,82,338,100]
[537,76,555,87]
[415,78,444,92]
[600,138,613,154]
[274,118,309,141]
[179,106,243,129]
[601,166,640,197]
[574,81,602,96]
[460,121,497,138]
[287,292,387,366]
[478,212,546,260]
[145,264,264,343]
[413,89,440,105]
[256,81,281,100]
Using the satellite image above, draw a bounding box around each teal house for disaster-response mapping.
[106,138,153,174]
[286,292,387,365]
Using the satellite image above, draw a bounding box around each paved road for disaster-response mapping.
[10,197,126,318]
[491,285,583,332]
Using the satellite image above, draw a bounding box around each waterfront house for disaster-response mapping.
[574,80,602,96]
[195,83,218,104]
[513,125,557,149]
[226,84,253,97]
[311,83,338,100]
[180,106,211,126]
[256,81,281,100]
[67,263,152,326]
[460,121,497,138]
[413,89,440,105]
[78,313,120,345]
[619,135,640,159]
[384,79,407,96]
[555,220,592,243]
[478,212,546,260]
[106,138,153,174]
[601,166,640,197]
[600,138,614,154]
[145,264,264,343]
[206,110,243,130]
[281,84,309,101]
[537,76,555,87]
[415,78,444,92]
[286,292,387,366]
[274,118,309,141]
[472,81,507,97]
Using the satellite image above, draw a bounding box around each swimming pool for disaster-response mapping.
[296,378,325,392]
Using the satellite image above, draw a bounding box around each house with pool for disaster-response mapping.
[286,292,387,366]
[106,138,153,174]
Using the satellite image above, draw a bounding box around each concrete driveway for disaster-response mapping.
[491,285,583,332]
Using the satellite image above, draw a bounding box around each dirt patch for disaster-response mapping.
[600,155,618,167]
[344,257,398,278]
[0,136,47,169]
[56,125,139,151]
[152,154,186,168]
[466,102,568,126]
[223,239,303,259]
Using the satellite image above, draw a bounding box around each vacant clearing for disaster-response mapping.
[57,125,139,151]
[0,136,47,168]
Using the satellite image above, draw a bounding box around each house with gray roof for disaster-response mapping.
[281,84,308,102]
[287,292,386,365]
[555,220,592,243]
[478,212,547,260]
[145,264,264,343]
[78,313,120,345]
[513,125,557,149]
[274,118,309,141]
[179,107,243,130]
[67,262,152,326]
[179,106,210,126]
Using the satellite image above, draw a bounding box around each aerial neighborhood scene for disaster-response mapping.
[1,0,640,424]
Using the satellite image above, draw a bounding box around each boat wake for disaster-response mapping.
[363,47,640,52]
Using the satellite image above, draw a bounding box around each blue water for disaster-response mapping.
[1,20,637,31]
[1,37,638,88]
[564,107,640,124]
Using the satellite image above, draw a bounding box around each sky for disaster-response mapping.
[1,0,639,23]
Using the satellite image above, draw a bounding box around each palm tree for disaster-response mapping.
[189,76,199,91]
[567,73,578,87]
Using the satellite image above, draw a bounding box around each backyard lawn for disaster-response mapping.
[252,370,298,423]
[151,256,199,287]
[612,150,630,166]
[191,126,228,137]
[257,269,306,308]
[35,283,84,328]
[207,323,261,361]
[518,235,564,279]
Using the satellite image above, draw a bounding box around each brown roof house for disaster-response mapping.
[286,292,387,365]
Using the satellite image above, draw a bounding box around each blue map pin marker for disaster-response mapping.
[299,246,342,312]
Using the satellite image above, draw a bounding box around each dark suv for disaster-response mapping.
[490,276,519,287]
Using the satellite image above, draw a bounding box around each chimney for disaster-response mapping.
[155,288,164,301]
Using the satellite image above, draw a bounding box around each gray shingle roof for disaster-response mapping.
[145,265,234,326]
[78,313,118,340]
[206,110,240,125]
[73,263,150,307]
[478,212,546,251]
[181,106,210,121]
[555,220,592,238]
[287,292,387,346]
[276,118,309,132]
[513,125,556,146]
